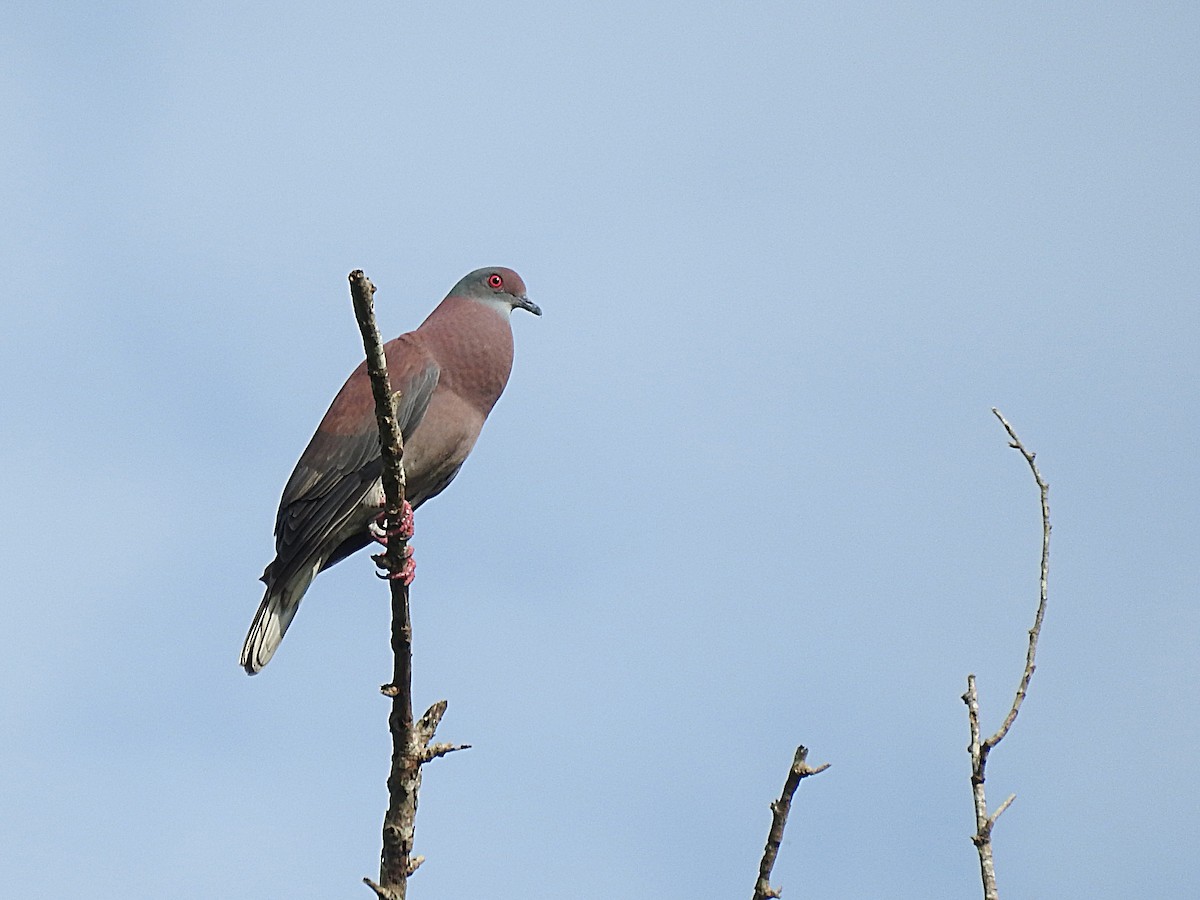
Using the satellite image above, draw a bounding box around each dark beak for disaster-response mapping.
[514,294,542,316]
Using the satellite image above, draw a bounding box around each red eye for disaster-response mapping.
[487,273,504,290]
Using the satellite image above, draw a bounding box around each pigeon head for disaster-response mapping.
[457,267,542,317]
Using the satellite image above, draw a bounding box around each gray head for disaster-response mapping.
[454,267,541,317]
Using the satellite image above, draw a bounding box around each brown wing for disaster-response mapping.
[265,335,440,586]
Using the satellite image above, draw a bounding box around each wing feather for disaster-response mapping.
[264,338,440,586]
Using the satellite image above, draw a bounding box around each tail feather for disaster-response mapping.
[240,568,315,674]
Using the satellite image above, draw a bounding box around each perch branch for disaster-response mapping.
[752,745,830,900]
[349,270,459,900]
[962,408,1051,900]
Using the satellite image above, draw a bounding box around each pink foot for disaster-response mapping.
[369,501,415,545]
[372,544,416,586]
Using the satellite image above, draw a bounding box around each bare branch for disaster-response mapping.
[963,409,1052,900]
[423,742,473,762]
[349,271,464,900]
[752,745,831,900]
[990,794,1016,825]
[984,408,1051,751]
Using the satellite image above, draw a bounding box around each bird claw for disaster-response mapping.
[374,557,416,585]
[372,544,415,585]
[370,501,415,545]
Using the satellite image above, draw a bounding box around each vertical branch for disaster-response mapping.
[348,270,414,898]
[347,271,435,900]
[752,745,830,900]
[963,408,1051,900]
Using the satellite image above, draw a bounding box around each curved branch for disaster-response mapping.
[963,409,1052,900]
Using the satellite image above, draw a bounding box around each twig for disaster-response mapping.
[348,270,459,900]
[962,409,1051,900]
[752,745,831,900]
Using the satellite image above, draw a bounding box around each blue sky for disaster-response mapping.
[2,2,1197,897]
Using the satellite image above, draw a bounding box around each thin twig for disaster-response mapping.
[962,409,1051,900]
[752,745,831,900]
[348,270,450,900]
[984,408,1051,752]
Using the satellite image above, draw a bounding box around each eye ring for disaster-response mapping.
[487,273,504,290]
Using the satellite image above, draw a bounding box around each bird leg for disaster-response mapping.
[368,501,415,545]
[370,501,416,585]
